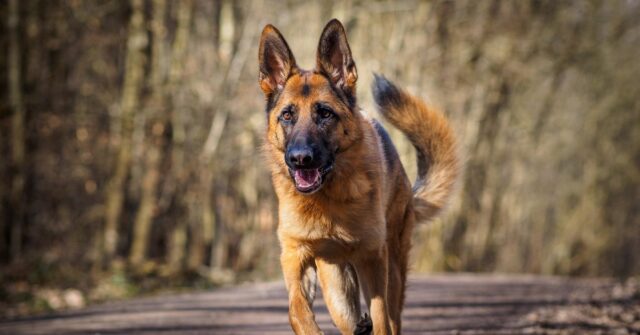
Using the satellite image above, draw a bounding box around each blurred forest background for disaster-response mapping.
[1,0,639,316]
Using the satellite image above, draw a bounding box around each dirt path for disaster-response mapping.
[1,274,638,335]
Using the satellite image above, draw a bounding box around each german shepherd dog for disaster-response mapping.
[258,19,459,335]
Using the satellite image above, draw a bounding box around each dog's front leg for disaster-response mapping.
[281,246,322,334]
[316,259,362,334]
[356,246,391,335]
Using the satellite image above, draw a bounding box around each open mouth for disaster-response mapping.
[289,165,333,194]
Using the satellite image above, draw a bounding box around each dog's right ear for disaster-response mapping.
[258,24,296,97]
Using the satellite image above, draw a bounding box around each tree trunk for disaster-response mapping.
[129,0,168,267]
[7,0,26,261]
[165,0,193,274]
[185,0,223,273]
[204,0,258,272]
[445,79,510,270]
[103,0,147,267]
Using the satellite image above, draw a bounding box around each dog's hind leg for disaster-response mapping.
[386,257,404,335]
[302,264,318,307]
[316,259,363,334]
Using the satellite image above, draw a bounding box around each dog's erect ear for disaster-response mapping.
[259,24,296,97]
[316,19,358,100]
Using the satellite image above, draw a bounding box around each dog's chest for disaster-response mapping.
[278,201,385,260]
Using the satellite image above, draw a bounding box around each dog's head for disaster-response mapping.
[259,19,362,194]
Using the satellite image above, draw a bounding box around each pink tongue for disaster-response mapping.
[294,169,320,188]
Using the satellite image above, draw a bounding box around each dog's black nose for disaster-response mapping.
[287,147,314,167]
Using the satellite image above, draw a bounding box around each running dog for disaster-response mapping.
[258,19,460,335]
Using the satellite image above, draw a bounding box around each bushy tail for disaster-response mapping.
[372,74,460,223]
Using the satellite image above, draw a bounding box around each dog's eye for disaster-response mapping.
[318,107,333,119]
[281,111,292,121]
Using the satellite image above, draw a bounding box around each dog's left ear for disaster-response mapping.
[316,19,358,101]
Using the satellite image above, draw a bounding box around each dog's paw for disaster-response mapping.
[354,313,372,335]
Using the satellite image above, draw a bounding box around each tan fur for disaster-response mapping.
[374,87,460,222]
[259,20,459,335]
